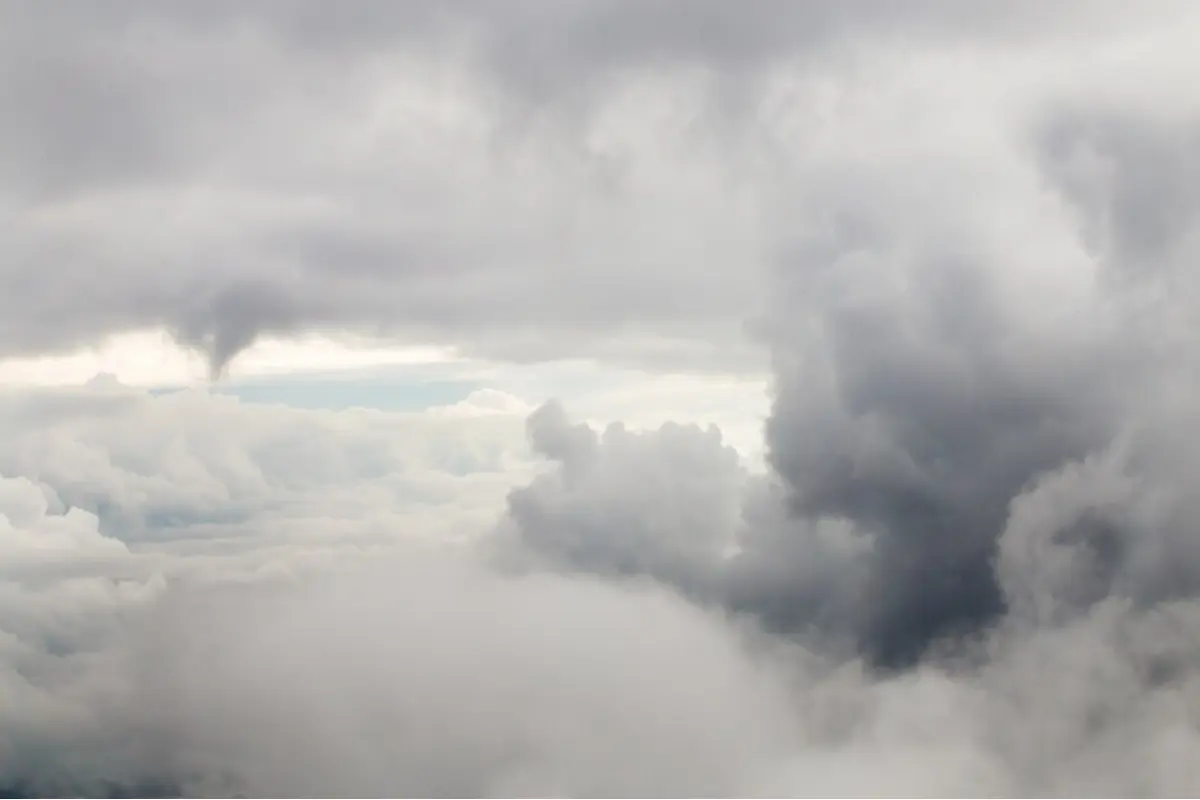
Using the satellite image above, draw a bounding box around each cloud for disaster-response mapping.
[495,402,865,653]
[8,1,1200,796]
[3,373,1200,795]
[0,380,537,554]
[7,1,1194,375]
[490,399,1200,795]
[0,381,534,796]
[1,0,771,374]
[131,557,804,798]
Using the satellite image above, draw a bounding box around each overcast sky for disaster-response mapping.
[7,2,1200,797]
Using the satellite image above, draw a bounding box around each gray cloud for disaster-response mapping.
[130,558,803,798]
[4,0,1192,374]
[3,372,1200,794]
[482,1,1200,673]
[10,1,1200,796]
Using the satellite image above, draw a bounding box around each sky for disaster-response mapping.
[6,1,1200,796]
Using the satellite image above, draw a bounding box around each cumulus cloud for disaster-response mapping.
[490,392,1200,794]
[8,1,1200,797]
[9,434,1200,796]
[0,380,536,552]
[5,379,1200,794]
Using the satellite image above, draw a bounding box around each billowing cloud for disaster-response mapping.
[7,416,1200,796]
[6,1,1197,375]
[8,1,1200,797]
[0,379,537,552]
[3,374,1200,795]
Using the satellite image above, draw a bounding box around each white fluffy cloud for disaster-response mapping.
[4,376,1200,795]
[0,380,536,554]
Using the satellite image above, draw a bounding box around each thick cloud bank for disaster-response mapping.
[5,0,1195,375]
[9,0,1200,796]
[5,379,1200,794]
[8,392,1200,796]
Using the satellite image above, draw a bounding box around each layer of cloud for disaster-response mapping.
[6,407,1200,795]
[0,380,540,558]
[3,370,1200,794]
[6,1,1198,375]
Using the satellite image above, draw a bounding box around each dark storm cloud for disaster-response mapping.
[758,247,1144,665]
[491,0,1200,667]
[1,0,1186,374]
[10,1,1200,796]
